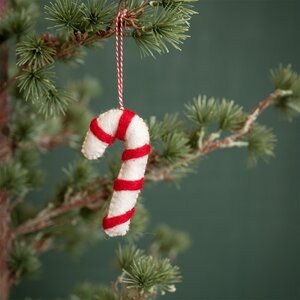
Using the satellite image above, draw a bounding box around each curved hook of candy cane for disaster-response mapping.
[81,109,151,237]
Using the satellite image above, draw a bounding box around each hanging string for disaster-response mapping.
[116,10,126,110]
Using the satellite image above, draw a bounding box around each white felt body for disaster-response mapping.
[81,109,150,237]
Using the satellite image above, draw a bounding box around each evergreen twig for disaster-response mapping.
[14,190,106,237]
[37,131,71,151]
[146,89,291,181]
[199,89,291,153]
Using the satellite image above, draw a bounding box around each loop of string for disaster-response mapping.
[116,10,125,110]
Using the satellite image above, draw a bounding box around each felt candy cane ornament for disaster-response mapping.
[81,10,151,237]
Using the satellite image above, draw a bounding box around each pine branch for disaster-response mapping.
[199,89,291,153]
[16,37,56,69]
[71,282,118,300]
[41,0,121,61]
[146,89,292,181]
[0,2,37,45]
[0,0,197,118]
[116,244,181,298]
[7,240,41,282]
[150,224,190,259]
[121,255,181,296]
[7,77,96,154]
[271,65,300,120]
[14,189,106,237]
[37,131,71,151]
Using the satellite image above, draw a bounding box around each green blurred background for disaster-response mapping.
[13,0,300,299]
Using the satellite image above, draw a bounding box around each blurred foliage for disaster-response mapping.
[0,161,29,196]
[11,201,39,227]
[48,215,101,256]
[151,224,191,258]
[271,64,300,121]
[117,244,145,272]
[70,283,117,300]
[148,114,182,143]
[0,0,38,43]
[8,241,41,282]
[52,159,98,205]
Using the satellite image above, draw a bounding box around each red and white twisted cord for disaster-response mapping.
[116,11,125,110]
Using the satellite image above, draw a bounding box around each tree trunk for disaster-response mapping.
[0,46,10,161]
[0,0,13,299]
[0,193,12,300]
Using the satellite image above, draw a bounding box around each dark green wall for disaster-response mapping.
[13,0,300,299]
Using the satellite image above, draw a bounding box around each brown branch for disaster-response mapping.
[146,89,292,182]
[37,130,71,151]
[42,0,150,60]
[0,28,115,94]
[14,190,106,237]
[200,89,292,153]
[0,0,149,97]
[45,29,116,61]
[42,0,124,61]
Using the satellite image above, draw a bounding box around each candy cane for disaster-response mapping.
[81,108,151,237]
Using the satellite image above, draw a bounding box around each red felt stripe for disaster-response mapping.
[122,144,151,161]
[102,207,135,229]
[115,109,136,141]
[90,118,115,145]
[114,178,144,191]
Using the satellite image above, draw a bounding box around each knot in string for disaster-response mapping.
[116,10,126,110]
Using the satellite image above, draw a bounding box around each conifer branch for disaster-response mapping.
[146,89,292,181]
[0,0,197,110]
[199,89,292,153]
[14,190,106,237]
[37,131,71,151]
